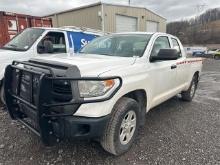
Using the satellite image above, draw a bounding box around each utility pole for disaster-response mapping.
[128,0,131,5]
[195,3,207,15]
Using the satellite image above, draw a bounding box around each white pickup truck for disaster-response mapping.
[4,32,203,155]
[0,26,102,104]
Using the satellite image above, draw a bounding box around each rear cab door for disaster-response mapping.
[170,37,191,89]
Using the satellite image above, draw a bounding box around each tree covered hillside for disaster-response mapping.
[167,8,220,44]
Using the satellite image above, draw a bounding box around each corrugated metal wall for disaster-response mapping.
[103,4,166,32]
[145,9,166,32]
[49,5,102,30]
[47,3,166,33]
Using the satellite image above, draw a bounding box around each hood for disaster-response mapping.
[31,54,136,76]
[0,49,28,79]
[0,49,25,60]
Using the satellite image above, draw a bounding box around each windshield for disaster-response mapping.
[3,28,45,51]
[79,34,152,57]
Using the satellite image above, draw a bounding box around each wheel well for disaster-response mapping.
[123,90,147,126]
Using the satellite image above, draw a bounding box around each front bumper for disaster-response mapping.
[4,61,121,145]
[52,115,110,139]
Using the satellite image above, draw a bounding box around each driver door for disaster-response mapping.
[148,36,178,107]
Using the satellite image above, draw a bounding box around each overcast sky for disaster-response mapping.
[0,0,220,21]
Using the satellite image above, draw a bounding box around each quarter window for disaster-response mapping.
[150,36,170,57]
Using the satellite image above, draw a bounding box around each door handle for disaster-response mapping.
[171,65,177,69]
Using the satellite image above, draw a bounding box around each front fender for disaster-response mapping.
[74,67,151,117]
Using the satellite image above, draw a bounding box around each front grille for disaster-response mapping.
[32,75,40,105]
[17,71,41,106]
[52,80,73,102]
[53,80,72,94]
[20,71,32,103]
[11,69,20,95]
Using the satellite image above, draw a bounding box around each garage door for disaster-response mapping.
[146,21,159,32]
[116,15,137,32]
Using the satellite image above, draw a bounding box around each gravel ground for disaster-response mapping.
[0,59,219,165]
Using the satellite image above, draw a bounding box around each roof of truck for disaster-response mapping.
[115,32,155,35]
[32,28,176,38]
[112,32,179,40]
[32,27,105,36]
[114,32,174,36]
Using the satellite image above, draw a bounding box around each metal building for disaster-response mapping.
[46,2,166,33]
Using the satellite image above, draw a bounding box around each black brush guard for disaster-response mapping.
[4,61,122,145]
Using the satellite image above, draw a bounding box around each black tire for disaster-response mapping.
[181,75,198,102]
[0,84,5,106]
[214,55,220,60]
[101,97,140,155]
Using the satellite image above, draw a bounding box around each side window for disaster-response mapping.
[150,36,170,57]
[171,38,182,57]
[38,32,66,54]
[98,38,112,49]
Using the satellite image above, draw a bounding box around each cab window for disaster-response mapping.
[37,32,66,54]
[150,36,171,58]
[171,38,182,57]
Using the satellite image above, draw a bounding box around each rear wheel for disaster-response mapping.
[181,75,198,101]
[214,55,220,60]
[101,97,140,155]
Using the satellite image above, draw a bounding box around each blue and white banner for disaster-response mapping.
[67,31,98,52]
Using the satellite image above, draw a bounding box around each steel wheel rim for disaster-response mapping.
[119,110,137,145]
[190,81,196,98]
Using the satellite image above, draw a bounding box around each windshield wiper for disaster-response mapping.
[7,44,18,48]
[2,46,26,51]
[79,52,112,56]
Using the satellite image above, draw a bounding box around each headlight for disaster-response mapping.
[78,79,117,98]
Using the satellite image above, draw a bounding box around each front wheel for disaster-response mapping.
[181,75,198,101]
[101,97,140,155]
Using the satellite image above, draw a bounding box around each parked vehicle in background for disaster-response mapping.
[192,50,206,56]
[0,26,103,104]
[213,50,220,60]
[0,11,52,47]
[206,49,219,55]
[4,32,203,155]
[184,47,207,57]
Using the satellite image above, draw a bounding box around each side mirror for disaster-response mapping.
[150,49,179,62]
